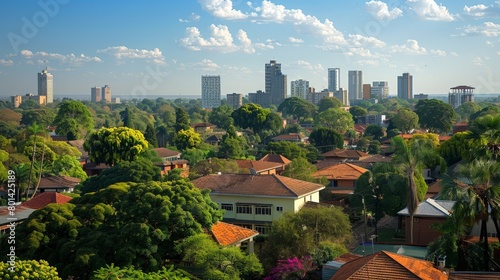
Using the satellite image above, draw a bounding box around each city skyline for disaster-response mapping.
[0,0,499,99]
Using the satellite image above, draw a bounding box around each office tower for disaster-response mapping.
[91,86,101,102]
[371,81,389,99]
[38,68,53,103]
[201,75,221,109]
[348,70,362,102]
[414,93,428,100]
[307,89,333,105]
[362,84,371,100]
[101,85,111,102]
[265,60,287,106]
[11,95,22,108]
[290,79,309,99]
[328,68,340,92]
[227,93,242,109]
[448,85,474,109]
[397,73,413,100]
[335,87,349,106]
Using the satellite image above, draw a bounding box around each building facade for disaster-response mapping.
[227,93,242,109]
[328,68,340,92]
[348,70,362,102]
[290,79,309,99]
[38,68,53,103]
[248,90,270,107]
[397,72,413,100]
[307,89,333,105]
[371,81,389,99]
[91,86,101,102]
[101,85,111,102]
[362,84,371,100]
[335,87,349,106]
[265,60,287,106]
[448,85,474,109]
[201,75,221,108]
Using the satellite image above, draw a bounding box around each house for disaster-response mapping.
[271,133,308,143]
[330,250,447,280]
[313,163,368,190]
[67,139,88,163]
[258,153,291,175]
[154,147,181,162]
[191,122,217,134]
[209,221,259,253]
[321,149,370,161]
[37,176,81,193]
[82,162,110,176]
[397,198,455,246]
[425,180,442,199]
[191,174,325,234]
[235,159,284,175]
[205,134,221,145]
[154,147,189,177]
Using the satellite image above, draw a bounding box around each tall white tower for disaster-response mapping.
[328,68,340,92]
[38,68,53,103]
[201,75,221,108]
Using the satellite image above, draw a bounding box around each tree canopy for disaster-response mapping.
[309,127,344,152]
[414,99,455,134]
[318,97,342,112]
[391,109,419,134]
[208,105,234,130]
[278,97,316,122]
[232,103,270,133]
[314,108,354,134]
[54,100,94,140]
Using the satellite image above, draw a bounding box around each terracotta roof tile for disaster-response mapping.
[210,222,259,246]
[321,149,370,159]
[192,174,325,198]
[154,148,181,158]
[38,176,81,189]
[449,272,500,279]
[235,159,283,172]
[21,192,73,210]
[271,133,307,141]
[313,163,368,180]
[331,251,447,280]
[259,153,291,165]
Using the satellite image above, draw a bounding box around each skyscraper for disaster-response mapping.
[397,73,413,100]
[38,68,53,103]
[91,86,101,102]
[371,81,389,99]
[265,60,287,106]
[328,68,340,92]
[101,85,111,102]
[348,70,362,102]
[201,75,221,109]
[290,79,309,99]
[227,93,242,109]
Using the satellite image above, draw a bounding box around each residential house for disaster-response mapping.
[191,122,217,134]
[321,149,371,161]
[37,176,81,193]
[209,221,259,253]
[258,153,291,174]
[82,162,110,176]
[154,148,189,177]
[67,139,88,164]
[235,159,283,175]
[397,198,455,246]
[205,134,221,146]
[313,163,368,191]
[191,174,325,234]
[271,133,308,143]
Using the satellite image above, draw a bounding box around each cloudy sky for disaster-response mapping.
[0,0,499,99]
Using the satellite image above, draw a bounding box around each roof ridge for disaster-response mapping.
[344,163,368,173]
[273,174,300,197]
[382,251,423,278]
[425,198,452,216]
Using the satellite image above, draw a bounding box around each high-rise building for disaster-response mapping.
[335,87,349,106]
[307,89,333,105]
[371,81,389,99]
[201,75,221,109]
[397,73,413,100]
[248,90,270,107]
[91,86,101,102]
[448,85,474,109]
[265,60,287,106]
[227,93,242,109]
[348,70,362,102]
[290,79,309,99]
[101,85,111,102]
[38,68,53,103]
[362,84,371,100]
[328,68,340,92]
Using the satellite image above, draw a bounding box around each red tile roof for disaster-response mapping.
[331,250,447,280]
[313,163,368,180]
[154,147,181,158]
[210,222,259,246]
[235,159,283,172]
[21,192,73,210]
[321,149,370,159]
[38,176,81,189]
[192,174,325,198]
[259,153,291,165]
[271,133,307,141]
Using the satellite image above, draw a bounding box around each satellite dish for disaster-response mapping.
[249,168,258,175]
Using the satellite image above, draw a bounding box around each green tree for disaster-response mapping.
[266,141,308,161]
[54,100,94,140]
[349,106,368,123]
[182,148,207,166]
[144,122,159,148]
[391,109,419,133]
[208,105,234,130]
[0,259,61,280]
[92,264,191,280]
[232,103,270,133]
[263,112,283,132]
[173,128,202,151]
[455,102,481,122]
[49,155,88,180]
[318,97,342,112]
[0,150,7,182]
[465,114,500,160]
[21,108,56,127]
[45,141,82,158]
[190,158,240,177]
[469,105,500,122]
[281,157,323,183]
[309,127,344,152]
[367,140,381,154]
[120,106,134,128]
[367,103,386,114]
[84,127,149,166]
[364,124,384,140]
[314,108,354,134]
[278,97,316,122]
[414,99,455,134]
[175,107,191,133]
[438,132,470,165]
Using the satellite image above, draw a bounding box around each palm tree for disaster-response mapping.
[466,114,500,160]
[441,160,500,271]
[26,122,45,199]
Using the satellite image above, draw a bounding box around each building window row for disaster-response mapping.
[217,203,278,215]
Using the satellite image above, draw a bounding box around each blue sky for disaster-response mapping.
[0,0,499,99]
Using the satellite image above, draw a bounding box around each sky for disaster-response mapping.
[0,0,499,100]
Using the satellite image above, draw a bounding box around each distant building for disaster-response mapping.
[414,93,428,100]
[335,87,349,106]
[248,90,271,107]
[24,93,46,105]
[201,75,221,108]
[227,93,242,109]
[290,79,309,99]
[448,85,474,109]
[348,70,362,102]
[357,114,386,126]
[371,81,389,99]
[265,60,287,106]
[307,89,332,105]
[38,68,53,103]
[101,85,111,102]
[397,72,413,100]
[91,86,101,102]
[362,84,371,100]
[111,97,120,104]
[11,95,22,108]
[328,68,340,92]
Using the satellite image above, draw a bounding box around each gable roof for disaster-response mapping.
[154,148,181,158]
[191,122,216,128]
[398,198,455,218]
[313,163,368,180]
[21,192,73,210]
[67,139,88,158]
[235,159,283,172]
[331,250,447,280]
[210,222,259,246]
[321,149,370,159]
[259,153,291,165]
[271,133,308,141]
[191,174,325,198]
[38,176,81,189]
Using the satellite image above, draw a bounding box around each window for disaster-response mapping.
[276,206,283,212]
[255,225,270,234]
[236,204,252,214]
[255,205,272,215]
[220,203,233,211]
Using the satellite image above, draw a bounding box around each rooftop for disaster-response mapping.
[210,221,259,246]
[313,163,368,180]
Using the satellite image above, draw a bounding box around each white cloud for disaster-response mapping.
[365,0,403,21]
[430,49,447,56]
[194,59,220,71]
[497,51,500,55]
[20,49,101,65]
[345,47,373,57]
[450,52,458,57]
[290,60,323,70]
[180,24,257,53]
[356,59,379,66]
[486,40,494,46]
[179,13,201,23]
[388,39,427,54]
[97,46,165,64]
[198,0,248,19]
[237,29,256,53]
[472,56,485,66]
[460,22,500,37]
[406,0,455,21]
[464,2,500,18]
[254,42,274,50]
[0,59,14,66]
[348,34,386,48]
[289,37,304,43]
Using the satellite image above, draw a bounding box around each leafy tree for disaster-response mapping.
[278,97,316,122]
[0,259,61,280]
[21,108,56,127]
[92,264,191,280]
[54,100,94,140]
[182,147,207,166]
[414,99,455,134]
[208,105,234,130]
[364,124,384,140]
[314,108,354,134]
[456,102,481,122]
[119,106,134,128]
[232,103,270,133]
[264,256,316,280]
[263,112,283,132]
[144,122,159,148]
[355,137,369,152]
[79,158,162,194]
[23,136,57,163]
[0,150,7,182]
[173,128,202,151]
[367,140,381,154]
[318,97,342,112]
[438,132,470,165]
[465,114,500,160]
[309,127,344,152]
[367,103,386,114]
[49,155,88,180]
[84,127,149,166]
[190,158,240,178]
[219,126,248,159]
[266,141,308,161]
[281,157,322,183]
[469,105,500,122]
[45,141,82,158]
[0,108,22,126]
[19,99,41,110]
[391,109,419,133]
[175,107,191,132]
[349,106,368,123]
